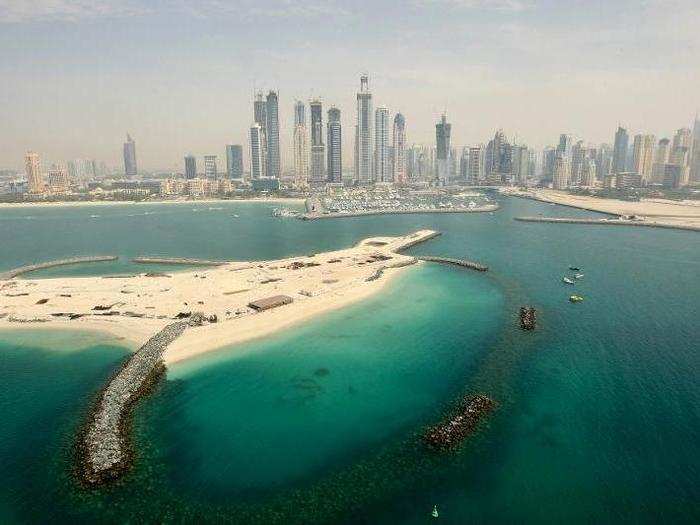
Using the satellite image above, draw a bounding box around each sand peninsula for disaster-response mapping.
[0,230,439,364]
[501,187,700,231]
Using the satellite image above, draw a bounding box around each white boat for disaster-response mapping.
[574,273,584,279]
[562,277,575,284]
[431,505,439,518]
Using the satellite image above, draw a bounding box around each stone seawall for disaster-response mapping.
[514,216,700,232]
[131,257,228,266]
[0,256,118,280]
[416,256,489,272]
[78,321,188,485]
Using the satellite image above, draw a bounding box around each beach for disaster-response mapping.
[0,197,304,209]
[502,187,700,230]
[0,230,437,364]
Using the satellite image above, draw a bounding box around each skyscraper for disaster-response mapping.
[293,100,308,187]
[374,107,390,182]
[226,145,243,179]
[612,126,629,174]
[327,106,342,183]
[553,154,571,190]
[435,114,451,184]
[265,90,281,179]
[392,113,406,184]
[204,155,218,179]
[310,99,325,184]
[557,134,573,158]
[250,123,265,180]
[632,134,656,183]
[511,145,530,184]
[468,145,484,183]
[485,130,510,183]
[184,154,197,180]
[670,128,692,186]
[253,92,268,177]
[355,75,373,183]
[123,134,137,177]
[691,115,700,182]
[25,151,43,193]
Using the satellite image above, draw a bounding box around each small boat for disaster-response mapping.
[232,214,239,218]
[569,295,584,303]
[574,273,584,279]
[569,266,581,271]
[562,277,575,284]
[431,505,439,518]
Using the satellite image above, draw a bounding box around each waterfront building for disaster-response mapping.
[511,145,530,184]
[24,151,44,193]
[652,138,670,182]
[692,115,700,183]
[596,144,613,181]
[204,155,218,179]
[552,154,570,189]
[310,99,325,184]
[46,164,69,193]
[617,172,643,189]
[265,90,281,179]
[253,92,268,177]
[184,154,197,180]
[581,158,597,187]
[542,147,556,182]
[612,126,629,174]
[392,113,406,184]
[123,134,137,177]
[374,106,391,182]
[632,134,655,183]
[226,145,244,179]
[435,114,451,184]
[250,123,265,180]
[355,75,373,183]
[468,145,484,183]
[557,134,573,158]
[327,106,342,183]
[293,100,308,187]
[662,164,683,188]
[570,140,586,184]
[670,128,692,186]
[484,130,511,183]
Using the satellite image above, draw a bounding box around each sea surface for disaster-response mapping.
[0,196,698,523]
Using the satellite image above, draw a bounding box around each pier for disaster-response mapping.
[131,257,229,266]
[78,321,188,485]
[0,256,118,280]
[416,256,488,272]
[514,216,700,232]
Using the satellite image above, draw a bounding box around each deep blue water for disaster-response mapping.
[0,196,698,523]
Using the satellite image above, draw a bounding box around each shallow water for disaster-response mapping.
[0,196,698,523]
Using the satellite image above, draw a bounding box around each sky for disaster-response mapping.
[1,0,699,171]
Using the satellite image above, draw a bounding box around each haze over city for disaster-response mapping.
[1,0,699,170]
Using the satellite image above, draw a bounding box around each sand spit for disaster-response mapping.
[502,188,700,231]
[0,230,440,364]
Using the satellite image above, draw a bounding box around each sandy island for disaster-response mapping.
[0,230,438,364]
[502,188,700,230]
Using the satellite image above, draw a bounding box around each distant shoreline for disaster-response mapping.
[0,197,304,209]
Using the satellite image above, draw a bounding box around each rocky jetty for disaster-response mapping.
[78,321,188,486]
[423,394,495,451]
[519,306,537,330]
[416,256,488,272]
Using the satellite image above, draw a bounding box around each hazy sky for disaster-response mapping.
[1,0,698,171]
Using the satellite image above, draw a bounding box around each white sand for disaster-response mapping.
[0,230,437,364]
[503,188,700,229]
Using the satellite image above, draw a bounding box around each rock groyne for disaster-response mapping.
[0,256,118,280]
[416,256,488,272]
[514,216,700,232]
[423,394,496,451]
[78,321,188,486]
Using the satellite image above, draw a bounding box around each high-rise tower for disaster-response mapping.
[435,114,452,184]
[123,134,137,177]
[226,145,243,179]
[355,75,373,183]
[250,123,265,180]
[632,134,656,182]
[310,99,325,184]
[265,90,281,179]
[327,106,342,183]
[184,154,197,180]
[374,107,390,182]
[392,113,406,184]
[253,92,268,177]
[293,100,308,187]
[25,151,44,193]
[612,126,629,174]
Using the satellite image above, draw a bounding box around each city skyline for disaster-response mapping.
[1,0,699,170]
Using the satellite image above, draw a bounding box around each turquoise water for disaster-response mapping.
[0,196,698,523]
